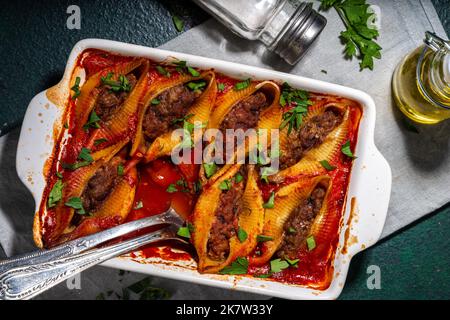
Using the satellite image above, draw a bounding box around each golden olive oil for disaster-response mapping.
[393,37,450,124]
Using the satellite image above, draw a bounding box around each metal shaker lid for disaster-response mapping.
[270,3,327,65]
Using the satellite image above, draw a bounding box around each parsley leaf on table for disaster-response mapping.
[172,15,184,32]
[319,0,382,71]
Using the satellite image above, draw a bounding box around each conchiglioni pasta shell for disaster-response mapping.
[199,81,282,185]
[53,165,138,245]
[44,141,127,245]
[251,176,331,265]
[88,63,149,160]
[193,165,264,273]
[308,178,340,257]
[75,58,148,135]
[272,103,350,181]
[90,166,137,220]
[131,70,217,161]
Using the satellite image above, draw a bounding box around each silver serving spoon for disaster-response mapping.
[0,207,187,300]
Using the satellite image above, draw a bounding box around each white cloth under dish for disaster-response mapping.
[0,0,447,300]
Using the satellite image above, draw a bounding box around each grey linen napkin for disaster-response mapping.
[0,0,447,299]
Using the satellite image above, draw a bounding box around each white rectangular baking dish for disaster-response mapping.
[16,39,391,300]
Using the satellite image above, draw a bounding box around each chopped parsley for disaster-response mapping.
[237,227,248,243]
[234,78,251,91]
[65,197,86,215]
[219,257,248,275]
[203,163,217,178]
[134,201,143,210]
[260,166,276,183]
[177,223,194,239]
[151,98,160,105]
[193,180,202,193]
[166,184,178,193]
[256,235,273,242]
[71,76,81,99]
[172,15,184,32]
[234,173,243,183]
[270,258,290,273]
[319,160,336,171]
[101,73,131,92]
[48,179,64,208]
[306,235,316,251]
[127,277,171,300]
[263,192,275,209]
[176,179,189,193]
[187,66,200,77]
[172,60,200,78]
[219,179,232,191]
[341,140,357,158]
[117,164,124,176]
[177,226,190,239]
[171,113,194,126]
[173,60,187,73]
[186,81,206,92]
[61,147,93,170]
[83,110,101,130]
[78,147,93,162]
[178,119,205,149]
[156,65,170,77]
[94,138,108,146]
[217,83,225,92]
[279,82,312,134]
[61,160,91,171]
[286,258,300,267]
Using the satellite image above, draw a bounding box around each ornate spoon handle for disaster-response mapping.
[0,208,183,274]
[0,226,180,300]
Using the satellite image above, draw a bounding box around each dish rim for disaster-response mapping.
[16,38,392,300]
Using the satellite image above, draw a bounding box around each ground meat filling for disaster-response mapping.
[94,73,138,122]
[81,157,124,214]
[218,92,269,163]
[276,185,327,260]
[220,92,268,131]
[279,108,343,170]
[207,169,247,261]
[142,84,201,141]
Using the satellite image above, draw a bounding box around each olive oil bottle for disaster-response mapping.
[393,32,450,124]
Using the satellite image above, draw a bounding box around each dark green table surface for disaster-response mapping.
[1,0,449,299]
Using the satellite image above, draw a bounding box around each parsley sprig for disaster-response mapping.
[279,82,312,134]
[319,0,382,70]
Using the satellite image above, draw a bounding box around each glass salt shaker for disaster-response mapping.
[192,0,327,65]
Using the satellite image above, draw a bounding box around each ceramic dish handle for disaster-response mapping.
[345,144,392,256]
[0,226,180,300]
